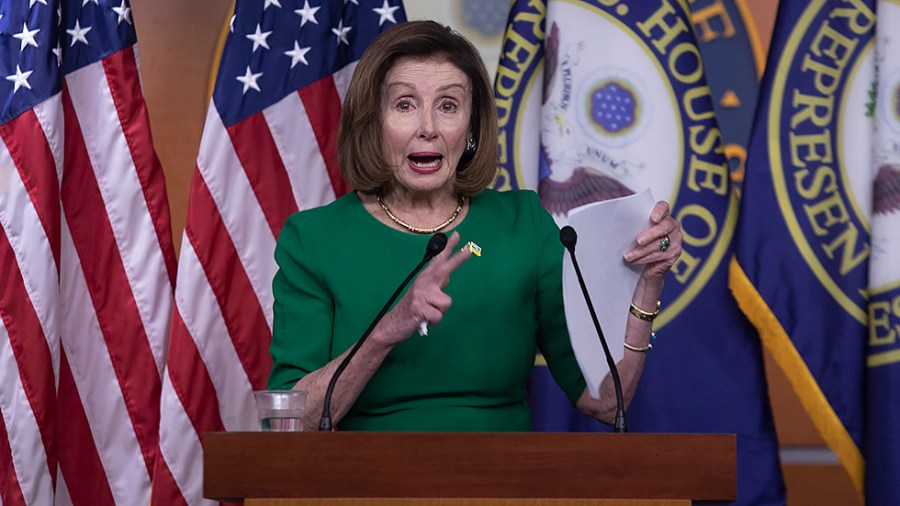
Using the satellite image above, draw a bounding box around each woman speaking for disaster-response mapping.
[268,20,682,432]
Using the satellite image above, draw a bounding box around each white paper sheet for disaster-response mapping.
[562,189,654,399]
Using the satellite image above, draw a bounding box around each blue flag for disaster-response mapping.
[495,1,785,504]
[731,0,879,502]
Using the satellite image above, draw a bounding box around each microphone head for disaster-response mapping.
[425,232,448,260]
[559,226,577,252]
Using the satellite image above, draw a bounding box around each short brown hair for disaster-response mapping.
[338,20,498,196]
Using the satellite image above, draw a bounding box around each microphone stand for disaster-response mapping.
[319,233,448,431]
[560,226,627,433]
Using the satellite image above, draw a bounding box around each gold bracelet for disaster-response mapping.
[624,342,652,352]
[629,300,661,321]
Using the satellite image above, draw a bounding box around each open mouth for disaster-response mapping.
[408,154,443,171]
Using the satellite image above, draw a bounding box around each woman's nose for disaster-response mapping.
[417,111,437,139]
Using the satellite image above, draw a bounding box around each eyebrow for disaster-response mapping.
[385,82,469,94]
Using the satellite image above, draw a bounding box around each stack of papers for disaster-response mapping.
[562,189,654,398]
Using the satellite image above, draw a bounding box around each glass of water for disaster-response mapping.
[254,390,306,431]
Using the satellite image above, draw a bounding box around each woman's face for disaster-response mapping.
[380,56,472,197]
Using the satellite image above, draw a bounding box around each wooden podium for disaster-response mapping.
[203,432,735,505]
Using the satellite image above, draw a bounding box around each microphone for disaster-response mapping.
[319,232,448,431]
[559,225,628,433]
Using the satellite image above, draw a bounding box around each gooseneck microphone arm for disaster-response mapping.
[319,233,448,431]
[559,225,627,433]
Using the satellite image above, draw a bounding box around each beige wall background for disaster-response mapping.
[131,1,856,504]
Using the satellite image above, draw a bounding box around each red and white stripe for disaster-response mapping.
[0,97,61,506]
[0,45,175,506]
[152,64,356,505]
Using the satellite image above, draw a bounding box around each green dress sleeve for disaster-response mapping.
[526,191,588,405]
[268,213,333,390]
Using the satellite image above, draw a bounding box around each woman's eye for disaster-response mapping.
[395,99,413,111]
[441,101,458,112]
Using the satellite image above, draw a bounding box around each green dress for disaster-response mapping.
[268,189,586,431]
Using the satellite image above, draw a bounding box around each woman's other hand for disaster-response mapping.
[623,201,682,285]
[378,231,471,345]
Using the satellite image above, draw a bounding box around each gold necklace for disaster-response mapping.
[377,194,464,234]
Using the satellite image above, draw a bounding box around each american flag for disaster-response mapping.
[150,1,405,504]
[0,0,175,505]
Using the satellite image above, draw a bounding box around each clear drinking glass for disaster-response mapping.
[254,390,306,431]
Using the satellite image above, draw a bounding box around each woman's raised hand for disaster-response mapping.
[623,201,682,285]
[379,231,471,345]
